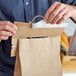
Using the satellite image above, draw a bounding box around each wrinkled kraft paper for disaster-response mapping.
[11,22,64,76]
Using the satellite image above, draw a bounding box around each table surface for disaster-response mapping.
[62,56,76,72]
[63,73,76,76]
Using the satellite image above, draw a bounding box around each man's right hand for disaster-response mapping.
[0,21,17,42]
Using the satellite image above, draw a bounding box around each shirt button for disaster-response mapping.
[26,2,29,5]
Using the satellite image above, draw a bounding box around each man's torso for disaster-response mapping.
[0,0,75,76]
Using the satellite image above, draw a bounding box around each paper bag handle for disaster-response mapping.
[32,15,44,23]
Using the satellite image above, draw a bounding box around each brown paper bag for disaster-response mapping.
[11,22,64,76]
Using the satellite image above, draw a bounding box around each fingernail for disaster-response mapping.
[14,24,17,30]
[15,26,17,30]
[14,26,17,30]
[14,31,16,34]
[9,33,12,36]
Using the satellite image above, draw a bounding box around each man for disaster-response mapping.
[0,0,76,76]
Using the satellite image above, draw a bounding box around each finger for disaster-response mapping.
[8,22,17,30]
[51,7,67,24]
[48,3,65,23]
[0,36,9,40]
[56,12,71,24]
[0,21,17,30]
[44,2,58,21]
[0,25,16,35]
[0,31,12,36]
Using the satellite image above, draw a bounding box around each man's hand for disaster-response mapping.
[44,2,76,24]
[0,21,17,41]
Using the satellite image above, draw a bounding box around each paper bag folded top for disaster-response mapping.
[13,21,68,39]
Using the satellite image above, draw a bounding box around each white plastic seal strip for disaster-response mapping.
[32,20,68,28]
